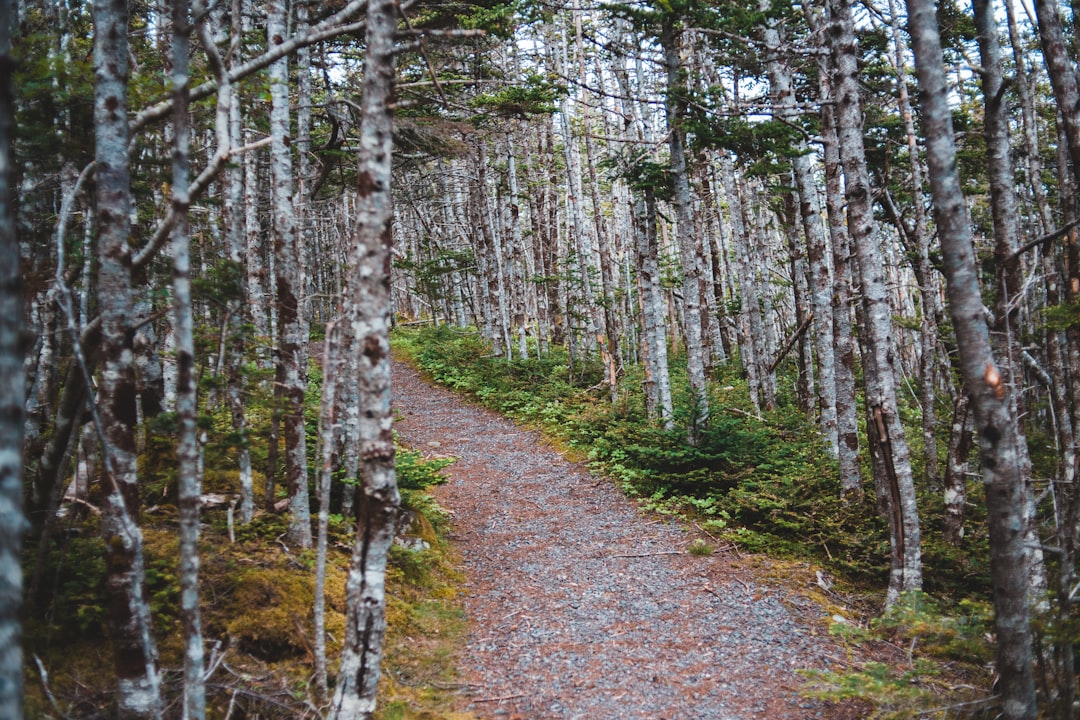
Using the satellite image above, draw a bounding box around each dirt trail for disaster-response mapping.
[392,358,860,719]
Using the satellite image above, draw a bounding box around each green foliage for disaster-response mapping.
[469,73,565,120]
[804,592,994,717]
[397,447,454,491]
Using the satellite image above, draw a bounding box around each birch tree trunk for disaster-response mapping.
[973,0,1049,609]
[268,0,313,548]
[761,5,837,451]
[816,56,862,496]
[827,0,921,600]
[0,0,24,712]
[886,0,940,485]
[943,392,972,546]
[662,19,709,442]
[170,0,206,715]
[93,0,164,712]
[634,187,674,427]
[905,0,1037,714]
[328,0,400,712]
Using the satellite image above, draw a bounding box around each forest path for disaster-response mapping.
[391,358,860,719]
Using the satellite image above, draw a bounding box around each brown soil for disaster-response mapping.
[392,358,875,719]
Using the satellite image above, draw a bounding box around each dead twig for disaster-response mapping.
[473,693,526,703]
[600,550,683,558]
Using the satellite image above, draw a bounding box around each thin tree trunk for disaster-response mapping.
[905,0,1038,714]
[314,321,341,702]
[815,58,862,496]
[268,0,312,548]
[943,392,972,546]
[0,0,24,710]
[169,0,206,713]
[827,0,921,602]
[327,0,400,713]
[662,19,709,441]
[887,0,940,485]
[973,0,1049,610]
[93,0,164,711]
[761,8,837,449]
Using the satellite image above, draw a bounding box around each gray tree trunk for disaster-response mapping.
[327,0,400,713]
[815,60,862,496]
[662,19,709,442]
[93,0,164,711]
[0,0,25,712]
[905,0,1038,714]
[761,5,837,450]
[268,0,312,548]
[973,0,1049,609]
[169,0,206,714]
[827,0,921,601]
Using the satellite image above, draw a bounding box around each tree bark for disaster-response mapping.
[268,0,312,548]
[761,5,837,450]
[170,0,206,714]
[815,55,862,496]
[0,0,25,711]
[93,0,164,712]
[662,19,709,442]
[827,0,921,600]
[905,0,1038,714]
[327,0,400,713]
[973,0,1048,609]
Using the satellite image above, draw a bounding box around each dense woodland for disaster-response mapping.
[4,0,1080,714]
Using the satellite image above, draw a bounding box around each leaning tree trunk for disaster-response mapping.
[906,0,1038,715]
[827,0,921,602]
[93,0,164,713]
[0,0,24,712]
[327,0,400,713]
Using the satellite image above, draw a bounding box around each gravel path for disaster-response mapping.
[392,359,860,719]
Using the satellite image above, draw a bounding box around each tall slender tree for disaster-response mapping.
[0,0,24,714]
[93,0,164,712]
[906,0,1038,715]
[328,0,400,713]
[826,0,921,601]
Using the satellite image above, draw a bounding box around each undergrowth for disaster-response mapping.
[24,443,471,720]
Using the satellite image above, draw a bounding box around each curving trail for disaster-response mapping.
[392,358,861,719]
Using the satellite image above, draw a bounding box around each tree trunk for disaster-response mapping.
[973,0,1049,609]
[827,0,921,601]
[268,0,312,548]
[0,0,25,711]
[662,19,709,442]
[761,6,837,450]
[327,0,400,713]
[815,55,862,496]
[886,0,940,486]
[169,0,206,714]
[93,0,164,711]
[943,392,972,547]
[905,0,1038,714]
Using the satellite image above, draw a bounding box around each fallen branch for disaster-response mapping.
[472,694,526,704]
[767,313,813,374]
[600,550,682,558]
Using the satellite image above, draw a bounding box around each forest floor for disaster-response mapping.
[391,357,884,719]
